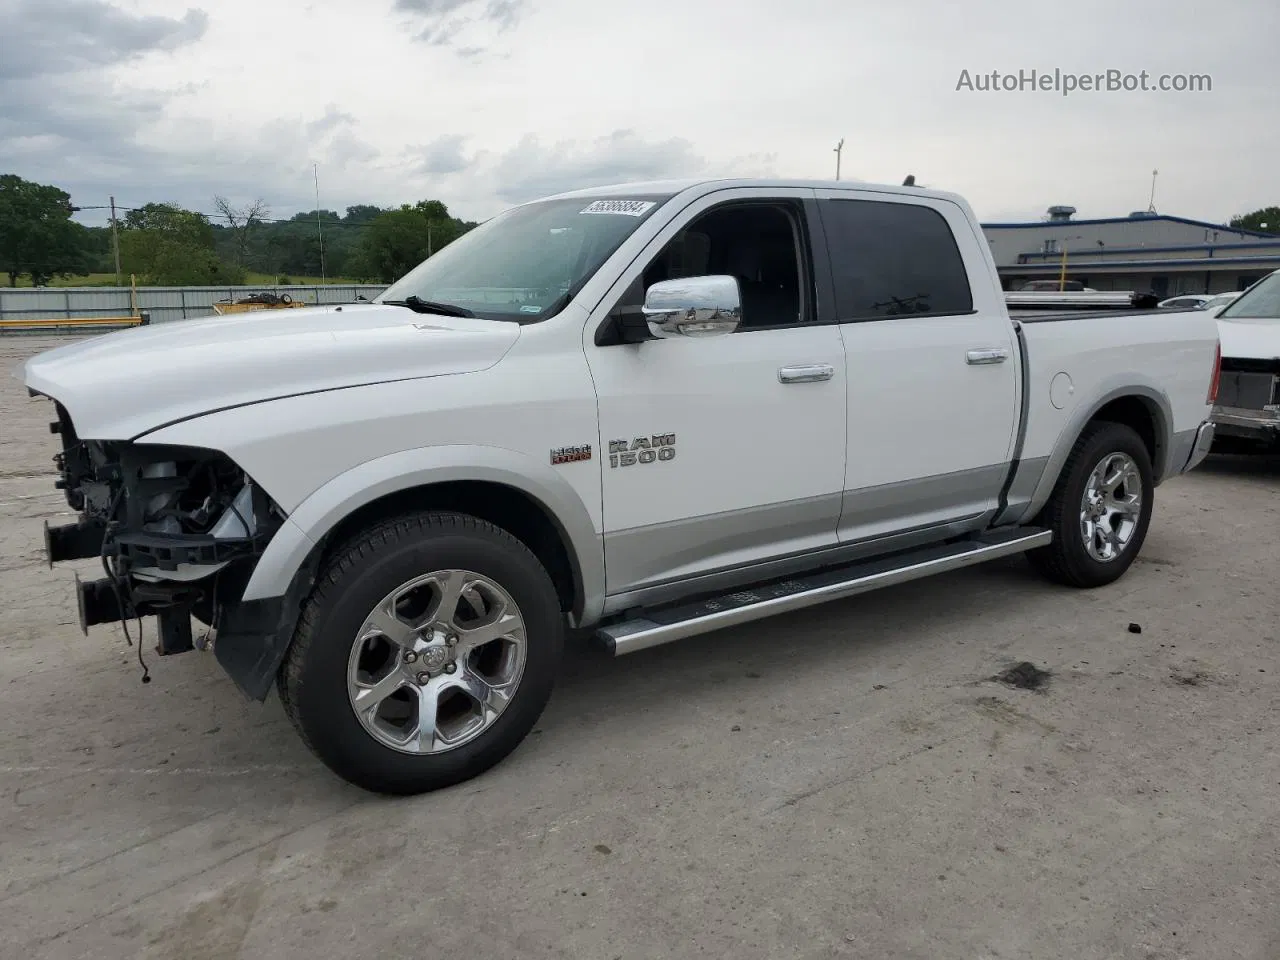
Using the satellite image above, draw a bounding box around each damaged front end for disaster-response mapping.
[41,397,285,659]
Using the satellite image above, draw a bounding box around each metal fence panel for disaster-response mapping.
[0,284,388,322]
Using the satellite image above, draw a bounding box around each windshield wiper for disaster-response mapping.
[383,295,475,318]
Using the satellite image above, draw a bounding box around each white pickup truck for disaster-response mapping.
[21,177,1221,795]
[1208,267,1280,452]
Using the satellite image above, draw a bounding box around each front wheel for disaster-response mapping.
[277,511,564,795]
[1026,421,1154,588]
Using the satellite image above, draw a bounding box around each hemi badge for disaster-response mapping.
[550,444,592,465]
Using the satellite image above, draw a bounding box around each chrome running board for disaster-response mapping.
[595,527,1052,656]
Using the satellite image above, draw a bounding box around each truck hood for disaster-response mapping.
[1217,317,1280,362]
[19,303,521,439]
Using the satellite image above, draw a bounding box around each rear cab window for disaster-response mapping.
[818,197,974,322]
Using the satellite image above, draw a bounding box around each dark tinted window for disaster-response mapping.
[821,198,973,320]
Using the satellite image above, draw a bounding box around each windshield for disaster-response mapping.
[377,194,672,322]
[1218,272,1280,319]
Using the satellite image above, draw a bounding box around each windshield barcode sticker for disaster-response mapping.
[579,200,655,217]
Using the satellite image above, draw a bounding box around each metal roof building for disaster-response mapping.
[982,207,1280,298]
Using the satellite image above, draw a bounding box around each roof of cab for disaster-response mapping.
[539,177,969,207]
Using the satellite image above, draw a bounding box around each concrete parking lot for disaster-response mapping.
[2,335,1278,960]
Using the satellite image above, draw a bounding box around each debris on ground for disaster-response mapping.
[1128,623,1142,634]
[992,661,1051,691]
[1170,664,1215,686]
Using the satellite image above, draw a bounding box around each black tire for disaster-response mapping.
[1026,421,1154,588]
[277,511,564,795]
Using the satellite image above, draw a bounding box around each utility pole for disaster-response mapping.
[314,163,327,284]
[833,138,845,180]
[109,196,123,286]
[1057,234,1084,291]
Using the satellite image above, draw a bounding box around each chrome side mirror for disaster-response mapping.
[642,275,742,338]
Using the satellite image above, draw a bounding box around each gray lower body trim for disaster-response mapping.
[603,492,842,599]
[1164,426,1200,478]
[1181,421,1215,472]
[836,463,1009,542]
[993,455,1050,526]
[600,464,1014,616]
[1011,382,1175,527]
[601,511,999,616]
[1000,421,1195,528]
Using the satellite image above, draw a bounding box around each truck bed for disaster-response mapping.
[1010,308,1184,323]
[1003,305,1218,522]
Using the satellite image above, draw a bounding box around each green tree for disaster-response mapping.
[260,219,328,278]
[208,208,359,280]
[1229,207,1280,234]
[285,210,345,277]
[213,196,270,267]
[82,226,115,274]
[343,204,383,225]
[0,174,93,286]
[119,202,244,285]
[347,200,473,283]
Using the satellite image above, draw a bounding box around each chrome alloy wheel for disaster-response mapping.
[346,570,528,754]
[1078,451,1144,563]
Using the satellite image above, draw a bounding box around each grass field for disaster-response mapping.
[9,272,361,288]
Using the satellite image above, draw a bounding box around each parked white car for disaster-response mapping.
[20,177,1221,794]
[1158,294,1213,310]
[1209,269,1280,451]
[1202,291,1243,314]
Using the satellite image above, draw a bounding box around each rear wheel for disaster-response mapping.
[277,511,564,794]
[1027,421,1154,588]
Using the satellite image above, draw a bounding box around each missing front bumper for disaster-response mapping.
[44,519,107,566]
[74,573,198,655]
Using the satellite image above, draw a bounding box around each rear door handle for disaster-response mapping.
[778,363,835,383]
[966,348,1009,365]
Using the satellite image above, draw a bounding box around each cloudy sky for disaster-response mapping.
[2,0,1276,229]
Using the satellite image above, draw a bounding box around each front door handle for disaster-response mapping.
[778,363,834,383]
[966,348,1009,365]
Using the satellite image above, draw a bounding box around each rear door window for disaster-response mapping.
[820,198,974,321]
